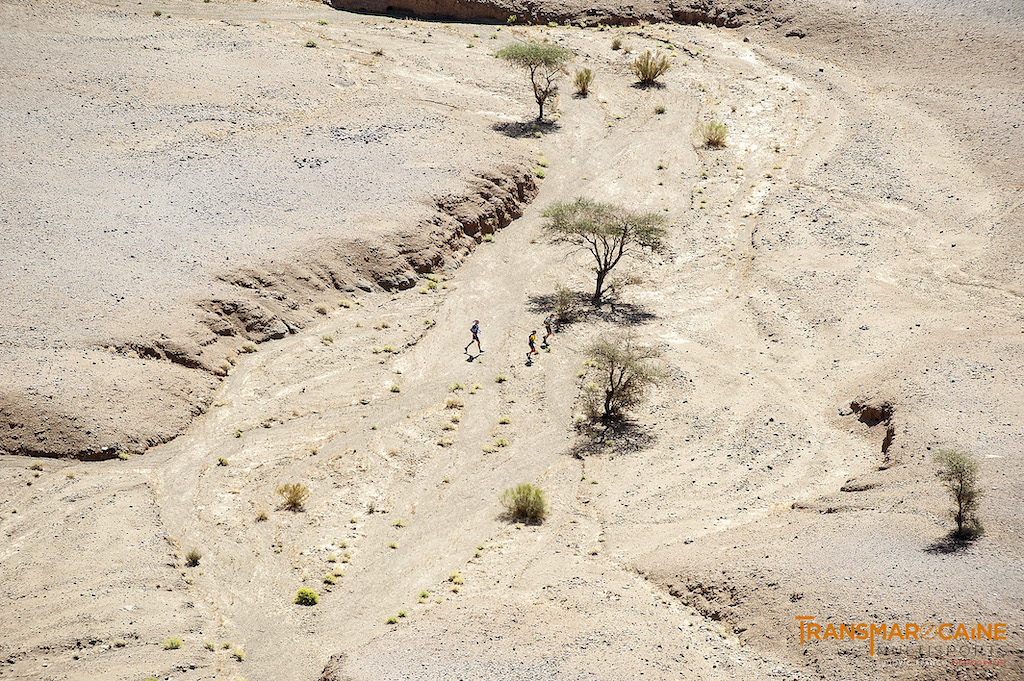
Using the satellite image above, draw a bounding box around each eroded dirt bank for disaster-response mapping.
[1,0,1022,680]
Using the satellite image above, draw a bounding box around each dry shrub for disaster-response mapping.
[631,50,670,85]
[702,120,728,147]
[573,68,594,96]
[277,482,310,511]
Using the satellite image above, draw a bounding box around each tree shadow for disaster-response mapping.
[591,296,657,326]
[567,419,656,459]
[526,290,656,328]
[491,119,562,138]
[924,530,982,554]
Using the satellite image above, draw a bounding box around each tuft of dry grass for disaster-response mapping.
[702,121,727,147]
[276,482,310,511]
[631,50,670,85]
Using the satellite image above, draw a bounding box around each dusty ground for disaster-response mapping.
[1,0,1023,680]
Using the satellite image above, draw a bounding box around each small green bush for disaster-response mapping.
[498,416,511,424]
[323,573,337,585]
[204,641,215,651]
[295,588,319,605]
[495,374,508,383]
[386,615,398,624]
[162,637,183,650]
[655,104,666,115]
[494,438,509,447]
[500,483,548,523]
[573,68,594,96]
[631,50,671,85]
[305,39,317,48]
[231,648,245,661]
[702,120,728,147]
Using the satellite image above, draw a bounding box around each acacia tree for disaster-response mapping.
[935,449,984,538]
[495,41,573,121]
[586,334,666,420]
[542,197,666,305]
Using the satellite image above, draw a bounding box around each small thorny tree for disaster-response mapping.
[934,448,984,539]
[495,41,573,121]
[542,197,666,305]
[586,334,666,420]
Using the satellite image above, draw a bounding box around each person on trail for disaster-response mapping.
[526,329,539,362]
[542,313,555,346]
[465,319,482,354]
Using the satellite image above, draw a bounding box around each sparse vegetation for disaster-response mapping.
[162,637,183,650]
[217,457,229,467]
[935,449,984,538]
[542,197,666,305]
[305,39,317,48]
[655,104,666,115]
[386,615,398,624]
[185,548,202,567]
[255,509,268,522]
[231,648,245,661]
[494,438,509,447]
[393,518,405,528]
[276,482,310,511]
[390,384,401,393]
[323,573,337,585]
[611,37,622,50]
[495,41,573,120]
[498,416,511,424]
[631,50,670,85]
[295,588,319,606]
[317,18,328,25]
[534,167,547,179]
[240,340,257,353]
[500,483,548,523]
[448,382,465,392]
[204,641,215,651]
[495,374,508,383]
[585,334,666,419]
[702,120,728,147]
[573,68,594,96]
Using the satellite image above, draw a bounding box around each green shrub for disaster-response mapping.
[162,637,183,650]
[204,641,215,651]
[276,482,310,511]
[494,438,509,447]
[498,416,511,424]
[323,573,337,585]
[631,50,671,85]
[655,104,666,115]
[935,449,984,538]
[501,483,548,523]
[573,68,594,96]
[495,374,508,383]
[305,39,317,48]
[386,615,398,624]
[295,588,319,605]
[231,648,245,661]
[702,120,728,147]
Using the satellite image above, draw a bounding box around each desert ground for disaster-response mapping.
[1,0,1023,679]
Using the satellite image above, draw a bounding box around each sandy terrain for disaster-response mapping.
[1,0,1023,680]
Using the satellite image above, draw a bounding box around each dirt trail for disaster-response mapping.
[2,2,1023,681]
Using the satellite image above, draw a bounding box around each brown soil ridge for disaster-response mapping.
[325,0,775,28]
[0,163,536,461]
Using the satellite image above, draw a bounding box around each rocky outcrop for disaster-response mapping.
[326,0,774,28]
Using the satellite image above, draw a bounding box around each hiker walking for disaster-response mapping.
[526,329,539,362]
[465,319,482,354]
[542,313,555,346]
